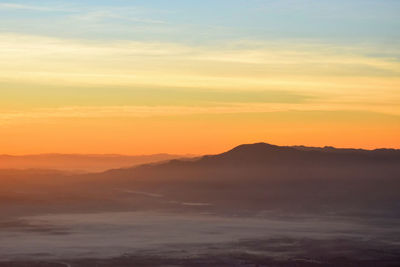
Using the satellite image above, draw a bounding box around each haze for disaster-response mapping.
[0,0,399,155]
[1,1,399,266]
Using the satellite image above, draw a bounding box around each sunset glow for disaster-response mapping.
[1,0,399,154]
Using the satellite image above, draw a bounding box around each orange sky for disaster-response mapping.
[1,2,400,155]
[2,111,399,155]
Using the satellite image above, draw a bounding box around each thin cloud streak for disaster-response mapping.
[1,33,399,118]
[69,9,166,24]
[0,2,166,25]
[1,103,399,124]
[0,2,68,12]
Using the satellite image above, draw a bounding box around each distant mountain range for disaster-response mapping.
[0,153,194,172]
[98,142,400,183]
[89,143,400,215]
[1,143,399,217]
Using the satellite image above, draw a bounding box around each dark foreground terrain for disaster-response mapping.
[1,143,399,266]
[2,254,400,267]
[1,211,400,266]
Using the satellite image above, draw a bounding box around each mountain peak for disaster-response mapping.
[214,142,295,162]
[227,142,279,153]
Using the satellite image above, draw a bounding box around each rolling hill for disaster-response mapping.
[1,143,399,217]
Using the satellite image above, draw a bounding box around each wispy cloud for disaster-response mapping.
[1,102,399,126]
[2,105,283,120]
[71,10,166,24]
[0,2,68,12]
[1,33,399,92]
[0,2,166,25]
[1,33,399,119]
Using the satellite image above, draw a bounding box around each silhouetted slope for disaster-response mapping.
[0,153,192,172]
[77,143,399,215]
[1,143,400,216]
[102,142,400,179]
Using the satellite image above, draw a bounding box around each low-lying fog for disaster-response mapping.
[1,211,399,262]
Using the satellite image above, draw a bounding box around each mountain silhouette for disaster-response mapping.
[1,143,399,216]
[0,153,192,172]
[100,142,400,179]
[64,143,396,215]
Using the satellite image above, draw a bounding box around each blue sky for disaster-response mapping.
[1,0,399,45]
[0,0,399,153]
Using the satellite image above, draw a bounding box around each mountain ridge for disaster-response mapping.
[0,153,195,172]
[102,142,400,175]
[2,142,400,216]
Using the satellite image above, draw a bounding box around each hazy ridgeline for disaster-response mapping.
[1,143,400,265]
[0,153,190,172]
[1,143,399,216]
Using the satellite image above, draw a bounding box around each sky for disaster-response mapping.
[0,0,399,155]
